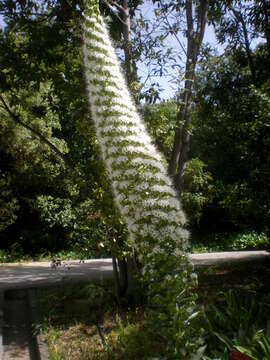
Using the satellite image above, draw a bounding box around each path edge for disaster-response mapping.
[0,291,3,359]
[28,288,50,360]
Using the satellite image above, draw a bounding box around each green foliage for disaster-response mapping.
[36,196,75,229]
[192,231,268,253]
[234,326,270,360]
[103,319,157,360]
[181,158,214,227]
[143,103,214,227]
[34,195,124,259]
[192,52,270,231]
[204,291,270,359]
[0,0,125,258]
[0,243,30,263]
[143,101,177,159]
[0,171,19,231]
[146,257,205,358]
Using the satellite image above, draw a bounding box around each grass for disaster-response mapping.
[34,282,162,359]
[44,321,157,360]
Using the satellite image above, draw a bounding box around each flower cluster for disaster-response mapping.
[82,2,202,357]
[83,6,189,258]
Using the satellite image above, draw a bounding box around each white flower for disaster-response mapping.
[83,8,189,262]
[190,273,198,281]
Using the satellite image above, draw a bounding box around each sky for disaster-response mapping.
[0,16,5,29]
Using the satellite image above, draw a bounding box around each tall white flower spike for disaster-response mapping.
[82,4,189,259]
[82,2,200,356]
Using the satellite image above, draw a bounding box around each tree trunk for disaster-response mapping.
[169,0,209,194]
[110,242,139,302]
[168,60,194,182]
[104,0,137,86]
[110,237,128,300]
[262,0,270,57]
[230,7,256,84]
[121,0,134,84]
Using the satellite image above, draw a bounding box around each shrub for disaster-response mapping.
[205,291,270,359]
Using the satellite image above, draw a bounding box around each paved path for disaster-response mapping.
[0,251,269,291]
[0,259,113,291]
[190,250,270,267]
[2,290,37,360]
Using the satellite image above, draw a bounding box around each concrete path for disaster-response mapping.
[2,290,37,360]
[190,250,270,267]
[0,251,269,291]
[0,259,113,291]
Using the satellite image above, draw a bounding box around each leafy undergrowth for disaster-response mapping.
[34,263,270,360]
[192,231,269,253]
[1,230,268,264]
[0,248,95,263]
[203,291,270,360]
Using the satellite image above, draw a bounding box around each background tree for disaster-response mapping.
[191,50,270,234]
[0,0,120,257]
[166,0,209,193]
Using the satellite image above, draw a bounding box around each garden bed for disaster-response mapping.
[34,261,270,359]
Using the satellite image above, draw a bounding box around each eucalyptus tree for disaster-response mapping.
[101,0,142,87]
[167,0,209,194]
[209,0,270,84]
[137,1,209,192]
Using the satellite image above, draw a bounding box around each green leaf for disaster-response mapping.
[190,345,207,360]
[213,331,232,350]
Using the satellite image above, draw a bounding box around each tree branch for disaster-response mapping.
[109,0,125,13]
[186,0,194,41]
[163,14,187,56]
[102,0,126,25]
[196,0,209,50]
[229,5,256,83]
[0,95,73,171]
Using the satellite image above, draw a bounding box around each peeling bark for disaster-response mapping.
[169,0,209,194]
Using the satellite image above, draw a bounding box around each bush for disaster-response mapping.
[192,231,268,253]
[181,158,214,227]
[204,291,270,359]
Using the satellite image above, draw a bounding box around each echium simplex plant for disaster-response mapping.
[82,1,203,357]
